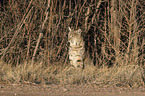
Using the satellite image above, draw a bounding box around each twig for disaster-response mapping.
[1,7,34,60]
[31,33,43,66]
[31,0,50,65]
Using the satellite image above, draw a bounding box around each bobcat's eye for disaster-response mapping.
[77,60,82,62]
[70,35,73,38]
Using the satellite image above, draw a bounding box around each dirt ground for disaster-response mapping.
[0,83,145,96]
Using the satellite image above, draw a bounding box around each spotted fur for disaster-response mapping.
[68,27,85,69]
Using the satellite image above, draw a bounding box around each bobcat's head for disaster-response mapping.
[68,27,81,38]
[68,27,82,46]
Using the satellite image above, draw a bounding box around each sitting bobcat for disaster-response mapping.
[68,27,85,69]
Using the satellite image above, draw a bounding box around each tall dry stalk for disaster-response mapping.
[110,0,121,65]
[0,0,144,67]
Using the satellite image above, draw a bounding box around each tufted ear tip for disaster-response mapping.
[68,27,71,31]
[78,29,82,33]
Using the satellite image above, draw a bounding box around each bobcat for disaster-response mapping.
[68,27,85,69]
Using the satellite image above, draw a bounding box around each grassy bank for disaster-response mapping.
[0,61,144,88]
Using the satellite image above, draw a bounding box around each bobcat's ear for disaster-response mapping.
[68,27,71,31]
[77,29,82,33]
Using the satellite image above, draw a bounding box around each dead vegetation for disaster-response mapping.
[0,61,144,87]
[0,0,145,87]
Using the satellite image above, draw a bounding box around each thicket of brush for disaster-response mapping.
[0,0,145,86]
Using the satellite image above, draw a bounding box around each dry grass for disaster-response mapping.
[0,61,144,88]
